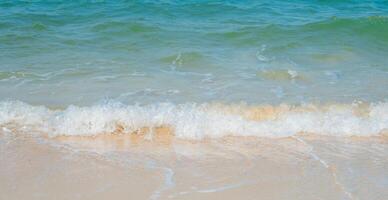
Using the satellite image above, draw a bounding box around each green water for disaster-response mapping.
[0,0,387,106]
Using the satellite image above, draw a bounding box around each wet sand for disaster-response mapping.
[1,130,388,200]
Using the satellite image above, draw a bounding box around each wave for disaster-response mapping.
[207,16,388,46]
[0,100,387,139]
[303,16,388,41]
[91,21,161,34]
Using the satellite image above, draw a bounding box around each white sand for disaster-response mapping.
[1,131,388,200]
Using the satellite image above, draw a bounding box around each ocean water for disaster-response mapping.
[1,0,388,138]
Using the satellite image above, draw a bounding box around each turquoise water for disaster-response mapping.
[1,0,388,106]
[0,1,388,138]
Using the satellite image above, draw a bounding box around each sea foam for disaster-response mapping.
[0,100,387,139]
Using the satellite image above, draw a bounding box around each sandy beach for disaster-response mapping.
[2,129,388,200]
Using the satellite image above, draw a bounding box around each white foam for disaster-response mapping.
[0,100,387,139]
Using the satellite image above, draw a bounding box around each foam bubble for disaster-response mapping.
[0,100,387,139]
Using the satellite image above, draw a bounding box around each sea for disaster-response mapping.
[1,0,387,138]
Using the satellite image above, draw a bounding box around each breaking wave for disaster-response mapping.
[0,100,387,139]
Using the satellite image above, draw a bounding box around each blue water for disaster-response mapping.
[1,0,388,106]
[0,1,388,139]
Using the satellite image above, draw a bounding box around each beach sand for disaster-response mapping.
[1,130,388,200]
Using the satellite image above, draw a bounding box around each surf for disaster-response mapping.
[1,100,387,139]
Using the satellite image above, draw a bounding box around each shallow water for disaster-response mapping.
[1,0,388,138]
[1,0,388,106]
[1,131,388,200]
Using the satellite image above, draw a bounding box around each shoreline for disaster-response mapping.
[1,131,388,199]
